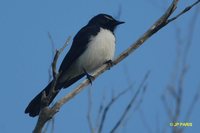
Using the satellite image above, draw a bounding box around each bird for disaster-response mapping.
[25,13,124,117]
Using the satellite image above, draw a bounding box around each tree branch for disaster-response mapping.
[33,0,200,132]
[98,85,132,133]
[110,71,150,133]
[33,37,71,133]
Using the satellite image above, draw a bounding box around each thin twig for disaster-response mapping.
[52,36,71,78]
[87,87,95,133]
[185,85,200,121]
[167,0,200,24]
[33,37,71,133]
[139,109,153,133]
[161,3,200,133]
[95,91,106,132]
[47,32,55,82]
[110,71,150,133]
[97,85,133,133]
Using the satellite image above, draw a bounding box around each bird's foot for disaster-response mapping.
[83,68,94,85]
[104,60,113,69]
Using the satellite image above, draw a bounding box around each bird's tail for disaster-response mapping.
[24,81,61,117]
[25,74,85,117]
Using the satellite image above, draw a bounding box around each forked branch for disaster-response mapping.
[33,0,200,132]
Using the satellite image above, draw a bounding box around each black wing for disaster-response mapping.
[59,25,100,74]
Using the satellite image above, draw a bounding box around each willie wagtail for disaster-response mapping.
[25,13,124,117]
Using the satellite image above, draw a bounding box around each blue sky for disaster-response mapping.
[0,0,199,133]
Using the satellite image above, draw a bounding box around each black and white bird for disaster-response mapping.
[25,13,124,117]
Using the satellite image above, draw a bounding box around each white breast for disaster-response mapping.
[78,28,115,72]
[60,28,115,82]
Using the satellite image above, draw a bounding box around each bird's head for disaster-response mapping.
[88,14,125,32]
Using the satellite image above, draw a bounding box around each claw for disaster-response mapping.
[83,68,94,85]
[104,60,113,69]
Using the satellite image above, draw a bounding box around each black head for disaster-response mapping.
[88,14,125,32]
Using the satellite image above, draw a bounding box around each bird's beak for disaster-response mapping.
[115,20,125,25]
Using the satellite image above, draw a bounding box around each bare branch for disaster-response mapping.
[185,85,200,121]
[33,0,200,132]
[47,32,55,82]
[139,109,153,133]
[33,37,71,133]
[98,85,132,133]
[48,0,181,118]
[161,4,200,133]
[87,87,95,133]
[167,0,200,24]
[47,32,56,59]
[161,93,174,120]
[110,71,150,133]
[95,91,106,132]
[52,36,71,78]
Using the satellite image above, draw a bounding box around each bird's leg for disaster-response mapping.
[83,68,94,85]
[104,60,113,69]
